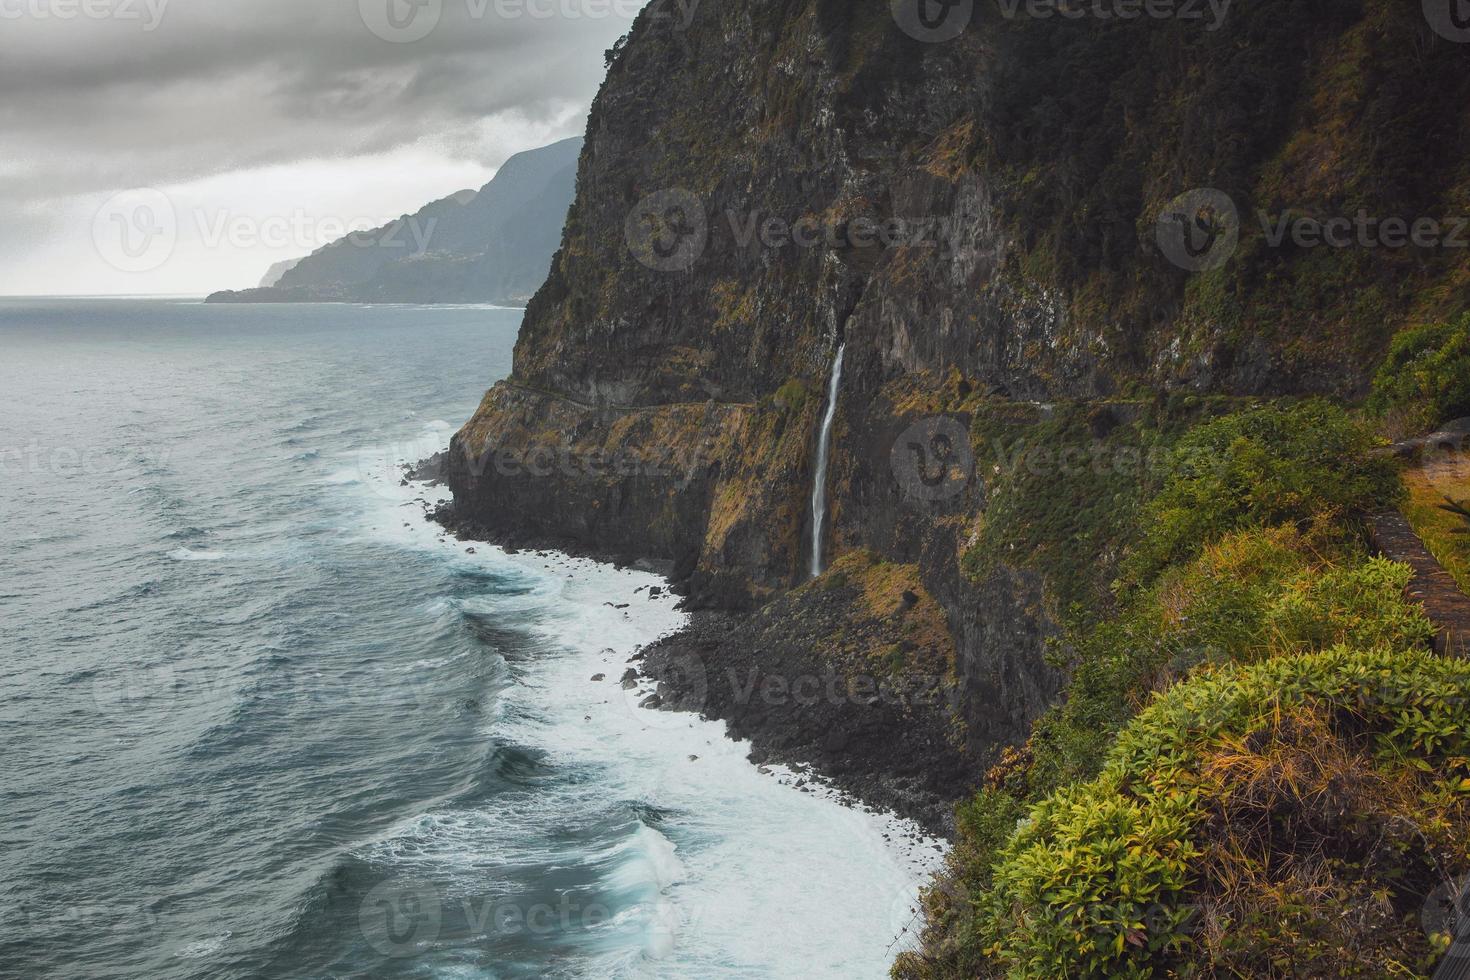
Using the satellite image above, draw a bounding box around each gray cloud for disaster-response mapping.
[0,0,638,229]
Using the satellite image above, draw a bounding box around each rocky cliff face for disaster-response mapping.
[448,1,1470,780]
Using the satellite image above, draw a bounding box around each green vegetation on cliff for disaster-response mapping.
[1369,313,1470,436]
[978,647,1470,978]
[897,401,1468,978]
[440,1,1470,969]
[1121,400,1402,582]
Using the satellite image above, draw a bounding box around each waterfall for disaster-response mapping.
[809,342,846,579]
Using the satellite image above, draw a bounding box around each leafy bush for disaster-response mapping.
[900,401,1443,980]
[1124,401,1400,583]
[975,648,1470,978]
[1265,555,1435,654]
[1027,524,1433,809]
[1368,313,1470,433]
[899,529,1438,979]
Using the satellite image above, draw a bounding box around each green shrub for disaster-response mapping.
[1124,400,1400,582]
[773,378,809,413]
[977,648,1470,979]
[1265,555,1436,654]
[903,401,1442,980]
[1368,313,1470,432]
[1028,525,1433,803]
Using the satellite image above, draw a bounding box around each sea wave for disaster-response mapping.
[342,441,951,976]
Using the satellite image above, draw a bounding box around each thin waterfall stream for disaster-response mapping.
[809,342,846,578]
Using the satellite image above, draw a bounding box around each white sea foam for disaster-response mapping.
[166,547,230,562]
[174,932,232,959]
[357,439,949,977]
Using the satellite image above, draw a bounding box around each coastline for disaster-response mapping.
[413,453,976,839]
[388,448,950,969]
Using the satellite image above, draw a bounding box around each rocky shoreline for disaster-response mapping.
[411,450,674,572]
[634,605,979,838]
[417,458,976,838]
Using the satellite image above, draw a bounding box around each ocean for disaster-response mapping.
[0,298,942,979]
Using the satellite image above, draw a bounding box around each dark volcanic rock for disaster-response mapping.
[637,558,991,836]
[405,452,447,486]
[443,0,1470,825]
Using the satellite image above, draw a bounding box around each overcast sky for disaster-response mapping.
[0,0,642,295]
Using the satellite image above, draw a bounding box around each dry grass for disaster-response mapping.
[1186,706,1467,978]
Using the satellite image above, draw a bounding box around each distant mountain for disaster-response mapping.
[258,259,299,288]
[207,137,581,306]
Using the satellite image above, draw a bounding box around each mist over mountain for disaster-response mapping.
[208,137,581,306]
[258,260,298,288]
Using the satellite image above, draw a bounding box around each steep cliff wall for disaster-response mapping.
[448,0,1470,770]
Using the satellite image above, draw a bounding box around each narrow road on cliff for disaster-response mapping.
[1370,511,1470,658]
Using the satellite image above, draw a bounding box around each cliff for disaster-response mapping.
[449,0,1470,748]
[442,4,1470,971]
[207,137,581,306]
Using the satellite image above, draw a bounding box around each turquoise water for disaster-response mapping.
[0,299,941,979]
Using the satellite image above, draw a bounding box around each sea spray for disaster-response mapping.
[363,437,949,975]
